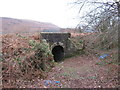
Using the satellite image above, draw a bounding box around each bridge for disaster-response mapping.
[40,32,75,62]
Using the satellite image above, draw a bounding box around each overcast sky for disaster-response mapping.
[0,0,81,28]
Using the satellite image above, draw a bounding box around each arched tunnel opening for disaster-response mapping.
[52,45,64,62]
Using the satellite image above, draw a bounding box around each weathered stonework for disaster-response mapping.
[40,32,72,61]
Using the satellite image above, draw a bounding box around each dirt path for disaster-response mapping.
[15,54,118,88]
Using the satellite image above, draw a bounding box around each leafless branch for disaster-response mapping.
[78,1,87,14]
[73,0,119,32]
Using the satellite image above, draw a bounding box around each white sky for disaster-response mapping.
[0,0,80,28]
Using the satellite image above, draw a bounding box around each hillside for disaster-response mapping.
[0,17,61,34]
[2,33,118,88]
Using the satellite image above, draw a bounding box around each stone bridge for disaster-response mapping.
[40,32,74,62]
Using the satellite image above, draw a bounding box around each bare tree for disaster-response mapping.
[73,0,119,33]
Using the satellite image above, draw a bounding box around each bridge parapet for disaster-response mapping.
[40,32,71,49]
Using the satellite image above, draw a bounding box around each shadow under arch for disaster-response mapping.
[52,45,64,62]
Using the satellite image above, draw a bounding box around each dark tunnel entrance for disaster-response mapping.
[52,45,64,62]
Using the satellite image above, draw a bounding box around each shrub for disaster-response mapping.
[2,34,55,87]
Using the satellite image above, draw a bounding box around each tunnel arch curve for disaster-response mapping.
[52,45,64,62]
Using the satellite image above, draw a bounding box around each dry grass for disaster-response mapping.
[2,33,54,88]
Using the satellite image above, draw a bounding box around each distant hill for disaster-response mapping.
[0,17,61,34]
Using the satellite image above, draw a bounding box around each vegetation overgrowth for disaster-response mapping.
[2,33,55,87]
